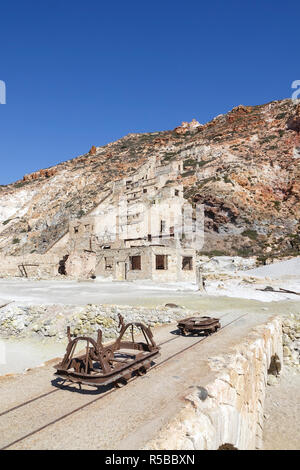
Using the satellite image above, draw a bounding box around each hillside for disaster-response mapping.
[0,98,299,260]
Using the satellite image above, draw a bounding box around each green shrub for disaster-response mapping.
[2,219,11,225]
[273,200,281,211]
[183,158,197,169]
[223,175,234,185]
[276,112,287,119]
[241,229,258,240]
[181,170,195,178]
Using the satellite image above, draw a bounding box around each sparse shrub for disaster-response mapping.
[236,246,253,257]
[273,201,281,211]
[241,229,258,240]
[183,158,197,169]
[276,112,287,120]
[201,250,228,257]
[223,175,233,185]
[181,170,195,178]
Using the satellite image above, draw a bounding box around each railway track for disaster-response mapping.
[0,310,234,419]
[0,312,248,450]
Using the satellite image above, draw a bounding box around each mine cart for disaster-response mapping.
[54,315,160,388]
[177,316,220,336]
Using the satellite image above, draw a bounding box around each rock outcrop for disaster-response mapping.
[0,98,299,259]
[23,168,57,182]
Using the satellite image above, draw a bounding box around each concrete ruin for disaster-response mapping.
[1,156,199,282]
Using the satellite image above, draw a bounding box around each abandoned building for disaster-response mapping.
[0,155,198,282]
[65,155,197,282]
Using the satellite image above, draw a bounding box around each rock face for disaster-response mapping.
[144,317,283,450]
[0,99,299,259]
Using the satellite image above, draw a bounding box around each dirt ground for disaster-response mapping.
[263,367,300,450]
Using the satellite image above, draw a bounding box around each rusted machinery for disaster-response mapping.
[177,316,221,336]
[54,315,160,388]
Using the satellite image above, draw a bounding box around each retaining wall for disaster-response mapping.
[144,317,283,450]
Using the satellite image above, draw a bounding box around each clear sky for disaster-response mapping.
[0,0,299,184]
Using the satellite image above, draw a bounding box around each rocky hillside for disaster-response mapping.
[0,98,299,260]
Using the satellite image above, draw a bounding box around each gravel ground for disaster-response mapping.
[263,367,300,450]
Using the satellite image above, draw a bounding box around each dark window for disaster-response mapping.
[175,189,179,196]
[148,234,152,241]
[130,255,141,270]
[105,257,113,270]
[74,227,79,234]
[143,188,147,193]
[156,255,168,270]
[169,226,174,237]
[182,256,193,270]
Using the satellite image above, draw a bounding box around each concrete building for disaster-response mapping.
[65,156,197,282]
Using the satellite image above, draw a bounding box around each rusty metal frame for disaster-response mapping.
[54,314,160,387]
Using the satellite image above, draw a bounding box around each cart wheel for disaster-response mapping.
[137,366,147,376]
[114,377,128,388]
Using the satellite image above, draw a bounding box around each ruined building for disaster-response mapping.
[65,155,197,282]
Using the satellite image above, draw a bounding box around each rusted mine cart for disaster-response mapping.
[54,315,160,388]
[177,316,220,336]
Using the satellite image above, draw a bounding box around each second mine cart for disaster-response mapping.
[177,316,221,336]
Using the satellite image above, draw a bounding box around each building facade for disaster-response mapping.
[65,156,197,282]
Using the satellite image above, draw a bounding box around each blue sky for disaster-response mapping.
[0,0,299,184]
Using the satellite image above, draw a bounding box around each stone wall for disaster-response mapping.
[282,313,300,370]
[0,254,62,278]
[144,317,283,450]
[65,252,96,279]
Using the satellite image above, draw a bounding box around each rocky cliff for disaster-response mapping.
[0,98,299,259]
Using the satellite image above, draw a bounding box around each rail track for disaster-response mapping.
[0,312,248,450]
[0,310,234,418]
